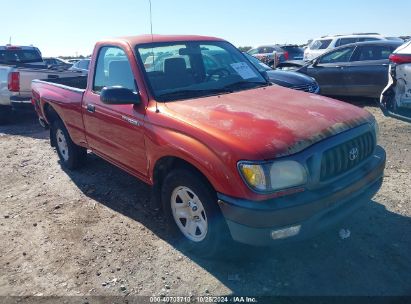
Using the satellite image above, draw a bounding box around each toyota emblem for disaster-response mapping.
[349,147,359,161]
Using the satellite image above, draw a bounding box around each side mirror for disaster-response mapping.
[312,58,321,67]
[100,87,141,105]
[260,71,270,82]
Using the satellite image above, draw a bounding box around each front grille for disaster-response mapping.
[320,132,375,181]
[291,83,318,93]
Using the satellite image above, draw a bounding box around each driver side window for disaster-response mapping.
[93,46,136,93]
[318,47,355,64]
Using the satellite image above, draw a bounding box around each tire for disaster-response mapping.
[383,92,396,112]
[51,119,86,170]
[0,106,12,125]
[161,169,231,258]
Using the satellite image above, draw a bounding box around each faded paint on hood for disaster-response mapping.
[164,85,374,159]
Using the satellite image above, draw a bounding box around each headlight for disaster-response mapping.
[238,160,307,193]
[269,161,307,190]
[372,120,380,143]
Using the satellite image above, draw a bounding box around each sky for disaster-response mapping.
[1,0,410,57]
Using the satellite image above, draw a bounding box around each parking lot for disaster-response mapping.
[0,99,410,297]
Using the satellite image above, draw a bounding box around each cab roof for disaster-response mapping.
[0,45,39,50]
[108,34,225,46]
[318,33,383,39]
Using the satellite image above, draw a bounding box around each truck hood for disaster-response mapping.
[164,85,374,159]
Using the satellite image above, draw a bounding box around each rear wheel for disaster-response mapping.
[51,119,86,170]
[161,169,231,257]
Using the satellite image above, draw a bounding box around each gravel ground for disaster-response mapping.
[0,101,410,297]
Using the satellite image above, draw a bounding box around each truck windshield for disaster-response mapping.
[0,49,43,64]
[136,41,268,101]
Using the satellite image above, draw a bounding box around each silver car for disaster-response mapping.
[248,45,303,67]
[380,41,411,122]
[69,59,90,75]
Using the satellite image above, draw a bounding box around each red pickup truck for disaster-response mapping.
[32,35,385,256]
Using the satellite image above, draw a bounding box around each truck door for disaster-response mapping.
[82,46,148,178]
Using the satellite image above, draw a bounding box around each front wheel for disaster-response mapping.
[161,169,231,257]
[51,119,86,170]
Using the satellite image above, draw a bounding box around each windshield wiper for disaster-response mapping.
[222,81,270,91]
[157,81,270,101]
[157,88,233,101]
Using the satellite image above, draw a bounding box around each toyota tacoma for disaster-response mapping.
[32,35,385,256]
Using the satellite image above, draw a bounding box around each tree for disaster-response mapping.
[238,46,252,52]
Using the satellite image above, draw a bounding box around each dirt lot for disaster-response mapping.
[0,101,410,297]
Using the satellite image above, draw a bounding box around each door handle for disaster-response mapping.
[86,104,96,113]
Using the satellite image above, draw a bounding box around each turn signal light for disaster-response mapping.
[8,72,20,92]
[284,51,289,61]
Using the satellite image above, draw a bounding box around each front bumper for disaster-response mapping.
[217,146,386,246]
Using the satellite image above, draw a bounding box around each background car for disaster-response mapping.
[386,37,407,42]
[279,44,305,60]
[43,57,72,70]
[67,58,82,64]
[69,58,90,74]
[296,40,403,98]
[0,45,46,67]
[248,44,304,67]
[244,53,320,94]
[380,40,411,122]
[304,33,399,61]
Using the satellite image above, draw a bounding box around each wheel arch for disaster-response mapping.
[43,103,63,147]
[43,102,61,125]
[151,156,216,210]
[42,101,87,148]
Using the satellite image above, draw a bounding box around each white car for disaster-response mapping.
[304,33,398,61]
[380,41,411,122]
[68,58,90,75]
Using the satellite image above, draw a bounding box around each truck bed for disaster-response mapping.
[32,76,88,145]
[35,75,88,91]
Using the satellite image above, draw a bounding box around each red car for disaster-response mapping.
[32,35,385,256]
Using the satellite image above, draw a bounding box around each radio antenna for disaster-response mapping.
[149,0,154,42]
[148,0,159,113]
